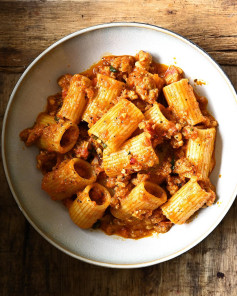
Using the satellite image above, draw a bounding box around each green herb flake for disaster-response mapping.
[102,142,107,149]
[54,115,59,122]
[110,65,118,73]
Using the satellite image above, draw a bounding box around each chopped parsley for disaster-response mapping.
[54,115,59,122]
[109,65,118,73]
[101,142,107,149]
[92,135,107,149]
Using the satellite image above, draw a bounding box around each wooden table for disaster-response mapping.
[1,1,237,295]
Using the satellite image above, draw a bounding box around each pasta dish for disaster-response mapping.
[20,51,217,239]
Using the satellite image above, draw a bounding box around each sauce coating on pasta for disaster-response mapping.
[20,51,217,239]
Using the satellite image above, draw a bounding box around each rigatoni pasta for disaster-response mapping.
[163,79,205,125]
[20,50,218,239]
[111,181,167,220]
[82,74,125,126]
[69,183,111,229]
[103,132,159,177]
[89,98,144,151]
[144,102,176,134]
[42,158,96,200]
[57,74,92,124]
[185,127,216,179]
[161,178,211,224]
[36,113,57,126]
[38,120,79,154]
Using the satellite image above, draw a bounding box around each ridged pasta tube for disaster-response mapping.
[57,74,92,124]
[103,132,159,177]
[144,102,173,131]
[36,113,57,125]
[42,158,96,200]
[82,74,124,127]
[38,120,79,154]
[111,181,167,220]
[89,98,144,151]
[69,183,111,229]
[161,177,211,224]
[163,79,205,125]
[186,127,216,180]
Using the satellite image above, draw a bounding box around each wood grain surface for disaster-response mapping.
[0,1,237,295]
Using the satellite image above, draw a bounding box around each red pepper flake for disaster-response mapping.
[62,90,68,98]
[130,157,136,165]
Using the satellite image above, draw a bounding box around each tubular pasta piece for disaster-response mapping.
[57,74,92,124]
[37,113,57,125]
[144,102,175,132]
[161,177,211,224]
[69,183,111,229]
[20,113,57,146]
[111,181,167,220]
[163,79,205,125]
[185,127,216,179]
[38,120,79,154]
[42,158,96,200]
[103,132,159,177]
[89,98,144,151]
[82,74,124,126]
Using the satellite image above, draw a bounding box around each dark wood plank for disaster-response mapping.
[0,0,237,69]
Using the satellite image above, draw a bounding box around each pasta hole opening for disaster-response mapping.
[74,162,92,179]
[89,186,105,205]
[145,183,163,198]
[60,126,77,148]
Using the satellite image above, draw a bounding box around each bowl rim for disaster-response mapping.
[2,22,237,269]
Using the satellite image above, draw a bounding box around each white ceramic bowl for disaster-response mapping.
[2,23,237,268]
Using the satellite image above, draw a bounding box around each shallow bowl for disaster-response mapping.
[2,22,237,268]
